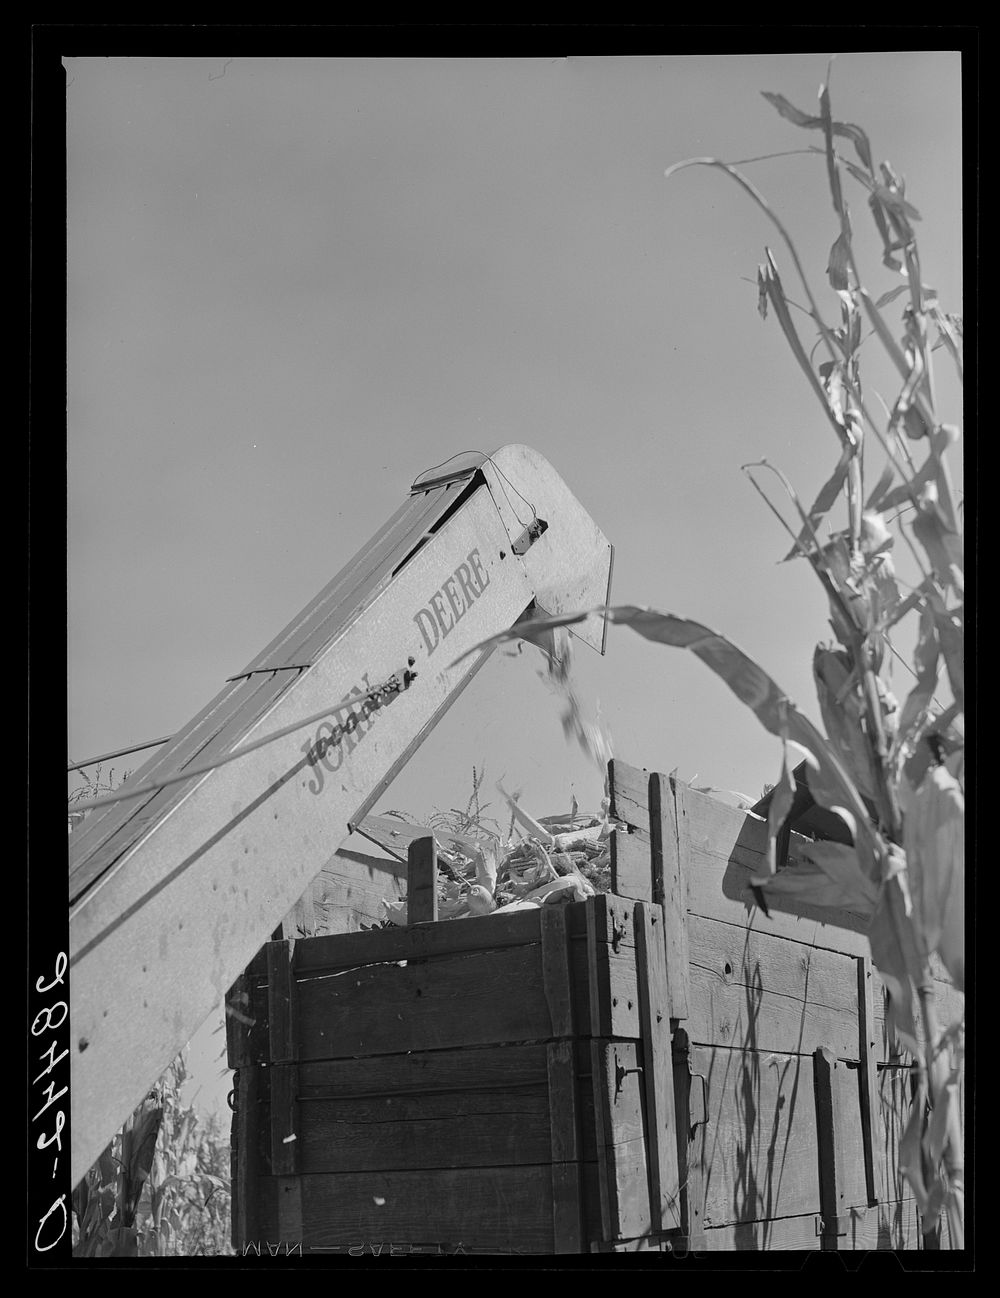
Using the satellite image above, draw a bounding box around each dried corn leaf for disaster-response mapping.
[781,448,853,561]
[760,90,874,172]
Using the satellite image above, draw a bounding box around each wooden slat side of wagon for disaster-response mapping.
[227,757,963,1254]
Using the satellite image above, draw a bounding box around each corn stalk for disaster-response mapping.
[454,68,964,1248]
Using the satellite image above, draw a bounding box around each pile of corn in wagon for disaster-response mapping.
[358,792,623,926]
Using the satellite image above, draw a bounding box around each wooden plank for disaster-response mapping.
[701,1213,820,1251]
[541,906,575,1038]
[611,828,654,902]
[586,901,610,1038]
[671,1028,706,1250]
[246,908,641,1063]
[565,892,635,947]
[548,1041,584,1253]
[266,940,298,1065]
[609,758,652,836]
[814,1046,858,1249]
[269,1064,300,1177]
[692,1043,823,1229]
[293,944,552,1059]
[634,902,682,1233]
[407,836,438,925]
[857,955,880,1205]
[686,915,862,1057]
[655,774,691,1020]
[674,782,873,957]
[298,1042,549,1101]
[275,1175,303,1242]
[590,1040,651,1241]
[702,1201,917,1251]
[292,904,542,974]
[231,1064,260,1248]
[291,891,637,977]
[297,1165,558,1253]
[296,1073,552,1173]
[577,897,641,1042]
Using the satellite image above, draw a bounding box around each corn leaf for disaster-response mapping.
[859,291,935,437]
[764,741,797,875]
[872,183,922,222]
[761,253,849,445]
[826,230,851,290]
[819,82,847,219]
[813,646,879,802]
[873,284,909,310]
[926,1071,961,1168]
[760,91,874,172]
[899,1093,930,1213]
[903,764,964,990]
[926,594,964,715]
[893,603,940,762]
[868,877,924,1049]
[912,500,964,597]
[752,840,878,913]
[781,448,853,561]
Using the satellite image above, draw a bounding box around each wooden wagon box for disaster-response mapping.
[227,760,963,1254]
[227,895,683,1254]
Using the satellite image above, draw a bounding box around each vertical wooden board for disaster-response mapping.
[541,906,575,1038]
[634,902,682,1233]
[231,1065,263,1248]
[655,774,691,1020]
[548,1041,584,1253]
[609,759,652,836]
[814,1048,868,1247]
[857,956,880,1205]
[275,1175,304,1243]
[591,1039,652,1242]
[611,828,654,902]
[266,940,298,1064]
[693,1044,823,1229]
[407,836,438,925]
[686,915,863,1058]
[269,1065,300,1177]
[672,1031,705,1248]
[579,916,642,1041]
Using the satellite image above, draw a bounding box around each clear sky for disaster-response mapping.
[65,49,963,1107]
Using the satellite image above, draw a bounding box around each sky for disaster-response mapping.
[64,49,964,1111]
